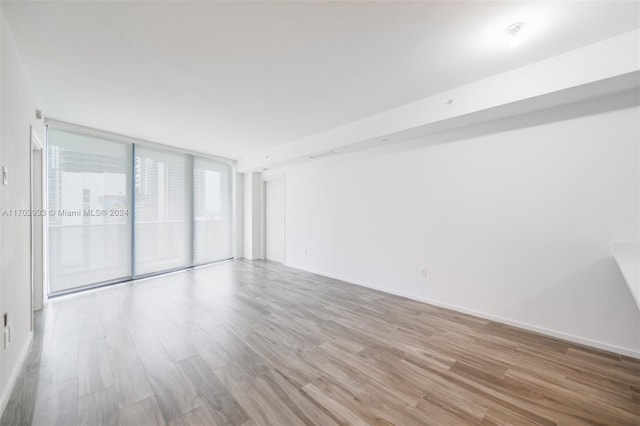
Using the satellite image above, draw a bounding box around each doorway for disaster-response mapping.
[31,127,44,329]
[265,176,285,263]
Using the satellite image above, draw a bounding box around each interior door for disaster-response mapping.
[265,178,285,263]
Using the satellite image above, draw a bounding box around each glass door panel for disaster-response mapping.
[193,158,233,264]
[47,129,132,293]
[134,147,191,275]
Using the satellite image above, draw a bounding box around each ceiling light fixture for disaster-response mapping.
[505,22,525,47]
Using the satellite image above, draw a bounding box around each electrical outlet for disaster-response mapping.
[420,267,427,278]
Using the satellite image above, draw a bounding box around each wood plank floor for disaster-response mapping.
[1,260,639,425]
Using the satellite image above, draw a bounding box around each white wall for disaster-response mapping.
[234,172,244,259]
[268,91,640,356]
[242,172,263,259]
[0,10,43,410]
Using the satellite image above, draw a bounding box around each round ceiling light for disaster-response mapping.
[505,22,526,47]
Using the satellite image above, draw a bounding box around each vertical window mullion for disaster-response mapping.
[131,143,136,278]
[187,154,194,267]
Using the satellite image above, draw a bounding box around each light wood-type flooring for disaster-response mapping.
[1,260,639,425]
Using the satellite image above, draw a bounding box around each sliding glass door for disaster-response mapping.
[134,148,191,276]
[46,124,234,295]
[47,129,133,293]
[193,158,233,264]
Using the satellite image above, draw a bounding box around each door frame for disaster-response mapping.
[262,174,286,264]
[30,126,45,330]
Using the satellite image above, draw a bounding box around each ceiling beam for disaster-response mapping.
[238,29,640,172]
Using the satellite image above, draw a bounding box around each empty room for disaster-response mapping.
[0,1,639,425]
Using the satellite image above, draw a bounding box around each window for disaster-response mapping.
[46,125,234,295]
[193,158,233,264]
[47,129,132,293]
[135,148,191,276]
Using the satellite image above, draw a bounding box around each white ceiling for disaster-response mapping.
[2,1,639,160]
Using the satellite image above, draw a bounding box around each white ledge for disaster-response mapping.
[613,242,640,310]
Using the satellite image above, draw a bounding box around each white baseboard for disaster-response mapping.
[287,262,640,359]
[1,330,34,415]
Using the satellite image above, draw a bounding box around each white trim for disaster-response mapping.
[31,128,43,151]
[287,263,640,359]
[0,331,33,415]
[30,127,45,318]
[231,171,238,260]
[260,179,266,260]
[262,174,286,264]
[43,124,50,304]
